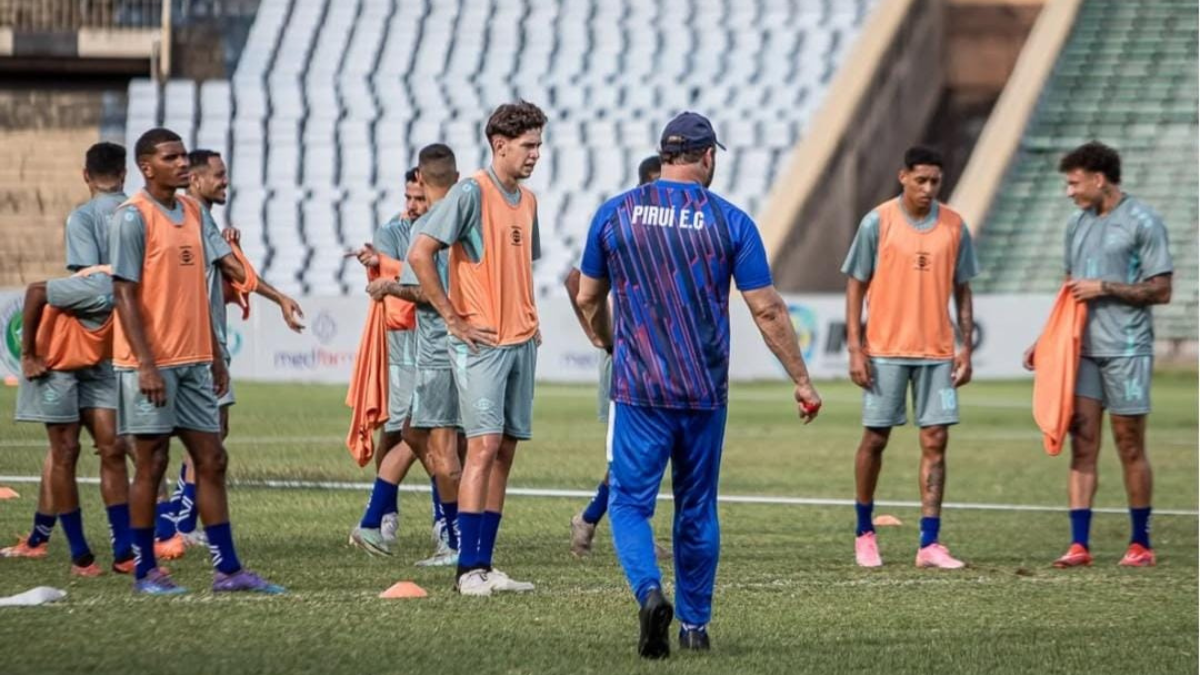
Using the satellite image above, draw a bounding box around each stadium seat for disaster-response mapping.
[131,0,877,296]
[977,0,1198,341]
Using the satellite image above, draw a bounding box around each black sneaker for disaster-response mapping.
[638,588,674,659]
[679,627,710,651]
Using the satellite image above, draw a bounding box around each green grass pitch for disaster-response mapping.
[0,374,1195,674]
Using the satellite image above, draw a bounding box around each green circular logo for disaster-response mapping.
[2,296,23,377]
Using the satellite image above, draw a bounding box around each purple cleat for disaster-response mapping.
[133,568,188,596]
[212,569,287,595]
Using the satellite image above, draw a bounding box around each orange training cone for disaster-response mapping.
[873,514,903,527]
[379,581,428,599]
[0,487,19,500]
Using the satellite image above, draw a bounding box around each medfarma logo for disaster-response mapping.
[786,302,818,362]
[1,295,23,378]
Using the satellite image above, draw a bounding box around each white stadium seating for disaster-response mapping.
[126,0,875,295]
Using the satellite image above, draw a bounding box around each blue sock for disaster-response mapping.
[478,511,502,568]
[27,512,55,547]
[204,522,242,575]
[1130,507,1152,548]
[582,481,609,525]
[177,482,198,534]
[919,517,940,548]
[106,503,133,559]
[442,501,459,550]
[168,463,187,515]
[855,501,875,536]
[430,479,443,524]
[360,478,399,529]
[457,511,484,569]
[132,526,157,579]
[59,509,92,563]
[1069,508,1092,549]
[155,502,177,541]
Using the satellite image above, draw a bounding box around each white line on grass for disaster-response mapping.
[0,474,1195,516]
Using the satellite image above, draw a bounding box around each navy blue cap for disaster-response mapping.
[659,112,726,153]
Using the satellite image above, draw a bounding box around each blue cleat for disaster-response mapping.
[212,569,286,595]
[133,569,188,596]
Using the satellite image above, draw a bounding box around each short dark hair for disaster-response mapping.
[418,143,458,189]
[85,142,125,178]
[903,146,943,170]
[405,167,420,184]
[188,149,221,171]
[659,147,708,166]
[1059,141,1121,184]
[637,156,661,185]
[134,128,182,162]
[485,100,547,143]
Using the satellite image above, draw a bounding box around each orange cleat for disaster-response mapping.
[71,562,104,577]
[1052,543,1093,568]
[0,536,48,559]
[112,557,136,575]
[155,534,187,561]
[1118,543,1156,567]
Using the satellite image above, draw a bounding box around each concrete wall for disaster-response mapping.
[772,0,946,292]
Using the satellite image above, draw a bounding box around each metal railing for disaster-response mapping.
[0,0,165,31]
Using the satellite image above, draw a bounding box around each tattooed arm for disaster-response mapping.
[1068,274,1172,306]
[952,282,973,387]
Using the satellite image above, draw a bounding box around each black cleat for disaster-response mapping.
[638,588,674,659]
[679,627,710,651]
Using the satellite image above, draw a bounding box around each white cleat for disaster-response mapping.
[488,568,534,593]
[180,530,208,548]
[415,549,459,568]
[381,513,399,546]
[456,569,495,597]
[570,513,596,558]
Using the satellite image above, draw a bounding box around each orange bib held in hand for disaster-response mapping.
[1032,286,1087,456]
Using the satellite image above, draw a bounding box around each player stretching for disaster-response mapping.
[577,112,821,657]
[349,167,442,556]
[110,128,281,594]
[163,148,305,550]
[1025,142,1173,568]
[843,146,979,570]
[3,143,133,571]
[566,155,666,558]
[371,143,467,567]
[408,101,546,596]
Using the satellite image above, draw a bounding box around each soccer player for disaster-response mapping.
[2,142,133,570]
[408,101,547,596]
[348,167,437,556]
[576,112,822,657]
[110,127,281,594]
[1023,141,1173,568]
[164,148,305,549]
[566,154,664,558]
[11,269,128,575]
[370,143,466,568]
[842,146,979,570]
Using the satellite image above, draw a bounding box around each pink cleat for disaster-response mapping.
[1052,543,1093,568]
[1118,543,1156,567]
[915,543,965,569]
[855,532,883,567]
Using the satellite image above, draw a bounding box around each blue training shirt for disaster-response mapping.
[580,179,772,411]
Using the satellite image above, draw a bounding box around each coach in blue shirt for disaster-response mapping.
[577,112,823,659]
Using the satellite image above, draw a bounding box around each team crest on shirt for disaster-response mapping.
[510,224,523,246]
[179,245,196,266]
[913,251,932,271]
